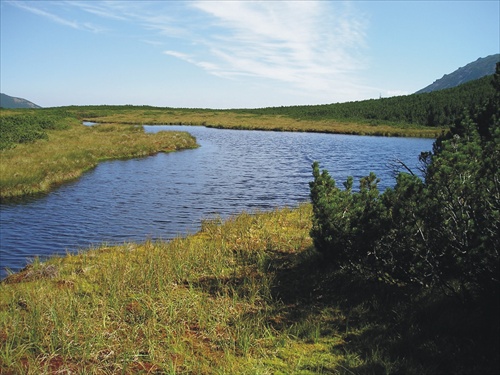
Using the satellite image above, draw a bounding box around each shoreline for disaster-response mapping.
[0,123,198,200]
[1,204,496,374]
[82,116,443,139]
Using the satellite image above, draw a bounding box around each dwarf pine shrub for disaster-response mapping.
[310,63,500,297]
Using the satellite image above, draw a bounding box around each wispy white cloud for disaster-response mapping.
[65,1,191,39]
[60,1,128,21]
[164,50,220,73]
[9,1,104,33]
[10,0,372,102]
[64,0,370,100]
[170,1,371,101]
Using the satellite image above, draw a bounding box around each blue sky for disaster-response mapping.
[1,1,498,108]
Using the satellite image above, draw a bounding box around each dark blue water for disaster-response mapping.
[0,126,433,278]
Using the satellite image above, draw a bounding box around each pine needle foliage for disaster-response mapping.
[310,64,500,296]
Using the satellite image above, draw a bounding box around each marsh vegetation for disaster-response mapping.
[1,204,497,374]
[0,71,498,373]
[0,112,197,199]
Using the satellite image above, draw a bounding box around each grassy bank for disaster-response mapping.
[0,119,198,200]
[0,105,438,200]
[70,106,443,138]
[1,204,497,374]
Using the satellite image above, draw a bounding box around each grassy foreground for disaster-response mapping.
[1,204,497,374]
[0,119,198,200]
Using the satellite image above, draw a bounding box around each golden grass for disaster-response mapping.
[0,204,321,374]
[1,204,497,374]
[0,123,198,199]
[82,108,444,138]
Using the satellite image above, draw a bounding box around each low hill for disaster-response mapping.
[0,93,41,109]
[416,54,499,94]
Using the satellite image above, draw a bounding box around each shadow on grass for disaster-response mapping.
[269,247,500,374]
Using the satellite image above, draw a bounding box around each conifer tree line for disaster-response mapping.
[241,74,496,127]
[309,63,500,298]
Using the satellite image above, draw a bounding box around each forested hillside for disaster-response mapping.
[237,74,496,127]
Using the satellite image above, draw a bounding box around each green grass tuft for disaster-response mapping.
[1,204,498,374]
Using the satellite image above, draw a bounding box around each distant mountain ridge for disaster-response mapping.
[416,54,499,94]
[0,93,41,109]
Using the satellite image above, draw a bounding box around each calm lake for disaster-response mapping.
[0,126,434,278]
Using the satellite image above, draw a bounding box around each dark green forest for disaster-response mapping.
[239,74,496,127]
